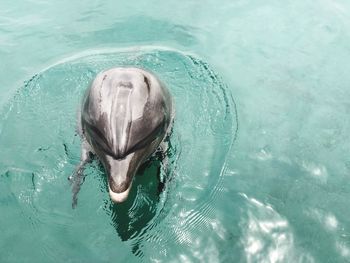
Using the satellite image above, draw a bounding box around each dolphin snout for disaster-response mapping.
[105,153,136,203]
[107,171,133,203]
[108,183,132,203]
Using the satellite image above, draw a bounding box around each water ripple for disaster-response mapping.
[0,46,237,261]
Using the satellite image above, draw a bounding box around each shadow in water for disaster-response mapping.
[102,155,165,256]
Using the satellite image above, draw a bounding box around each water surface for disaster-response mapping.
[1,0,350,262]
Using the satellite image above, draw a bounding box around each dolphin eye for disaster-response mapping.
[87,126,122,159]
[125,121,165,155]
[84,123,112,152]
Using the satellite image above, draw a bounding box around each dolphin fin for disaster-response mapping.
[69,139,92,208]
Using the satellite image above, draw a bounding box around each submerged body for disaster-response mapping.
[71,67,173,206]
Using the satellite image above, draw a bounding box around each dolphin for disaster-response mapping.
[69,67,174,207]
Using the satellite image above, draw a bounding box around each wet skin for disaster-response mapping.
[70,67,173,207]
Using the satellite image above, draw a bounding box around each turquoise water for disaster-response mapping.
[1,1,350,262]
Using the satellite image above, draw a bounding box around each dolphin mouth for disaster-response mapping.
[108,182,132,203]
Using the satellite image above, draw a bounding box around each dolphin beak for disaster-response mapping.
[108,183,132,203]
[105,153,136,203]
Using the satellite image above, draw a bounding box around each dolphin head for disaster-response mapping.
[81,68,172,203]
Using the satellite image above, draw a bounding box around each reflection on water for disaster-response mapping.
[240,193,297,263]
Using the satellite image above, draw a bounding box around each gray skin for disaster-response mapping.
[70,67,173,208]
